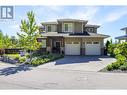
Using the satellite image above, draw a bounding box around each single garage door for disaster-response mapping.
[85,41,100,55]
[65,42,80,55]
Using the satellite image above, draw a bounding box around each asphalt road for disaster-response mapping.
[0,67,127,89]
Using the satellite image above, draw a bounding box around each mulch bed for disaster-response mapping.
[99,68,127,73]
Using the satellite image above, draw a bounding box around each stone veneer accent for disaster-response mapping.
[47,47,51,53]
[101,48,104,55]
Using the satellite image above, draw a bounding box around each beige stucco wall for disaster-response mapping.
[46,37,104,55]
[74,22,83,33]
[65,37,81,43]
[57,22,83,33]
[57,22,62,32]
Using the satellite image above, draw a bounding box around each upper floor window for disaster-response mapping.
[64,23,73,32]
[46,25,56,32]
[85,28,95,33]
[47,25,51,32]
[65,24,68,31]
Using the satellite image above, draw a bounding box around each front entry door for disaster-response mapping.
[56,42,60,53]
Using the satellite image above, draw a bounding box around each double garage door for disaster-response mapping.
[65,41,100,55]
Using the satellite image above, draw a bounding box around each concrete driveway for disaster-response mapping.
[38,56,116,72]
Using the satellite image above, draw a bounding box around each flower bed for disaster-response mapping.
[1,53,64,66]
[27,54,64,66]
[1,54,27,64]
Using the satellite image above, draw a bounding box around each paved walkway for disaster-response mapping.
[38,56,116,72]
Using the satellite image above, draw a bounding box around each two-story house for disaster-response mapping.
[39,19,109,55]
[115,27,127,43]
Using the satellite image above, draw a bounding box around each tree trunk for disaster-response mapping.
[29,50,32,63]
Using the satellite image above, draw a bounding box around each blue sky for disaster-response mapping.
[0,6,127,42]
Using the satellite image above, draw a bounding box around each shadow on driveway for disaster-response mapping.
[0,64,33,76]
[55,56,110,65]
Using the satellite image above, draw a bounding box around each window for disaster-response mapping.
[64,23,73,32]
[86,28,89,32]
[65,24,68,31]
[90,28,93,32]
[73,42,79,44]
[93,42,99,44]
[66,42,72,44]
[86,42,92,44]
[83,42,85,44]
[47,25,51,32]
[42,39,46,48]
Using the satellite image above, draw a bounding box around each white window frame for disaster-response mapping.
[46,25,57,32]
[93,42,99,44]
[42,39,46,48]
[47,25,51,32]
[86,42,92,44]
[63,23,73,32]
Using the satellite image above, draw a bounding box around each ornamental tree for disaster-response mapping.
[17,11,42,61]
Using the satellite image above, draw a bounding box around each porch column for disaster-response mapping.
[80,38,83,55]
[46,37,52,53]
[60,37,65,54]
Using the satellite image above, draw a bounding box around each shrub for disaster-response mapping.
[26,54,30,58]
[119,65,127,71]
[106,64,113,71]
[4,54,20,59]
[115,54,126,62]
[111,61,121,69]
[43,58,50,62]
[114,48,121,55]
[19,57,26,63]
[108,44,117,57]
[28,54,64,66]
[14,56,20,60]
[31,58,45,66]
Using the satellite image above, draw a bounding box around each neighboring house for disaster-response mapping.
[38,19,109,55]
[115,27,127,43]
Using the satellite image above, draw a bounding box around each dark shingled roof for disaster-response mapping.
[41,21,58,25]
[57,18,88,23]
[42,32,109,38]
[85,24,100,28]
[115,34,127,39]
[121,27,127,30]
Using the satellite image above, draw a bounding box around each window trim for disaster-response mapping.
[47,25,51,32]
[46,25,57,32]
[42,39,46,48]
[63,23,73,32]
[86,42,92,44]
[93,42,99,44]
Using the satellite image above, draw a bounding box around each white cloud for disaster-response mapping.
[34,6,100,24]
[105,7,127,22]
[9,24,20,29]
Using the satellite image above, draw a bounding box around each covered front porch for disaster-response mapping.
[46,37,65,54]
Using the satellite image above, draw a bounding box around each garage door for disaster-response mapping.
[65,42,80,55]
[85,41,100,55]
